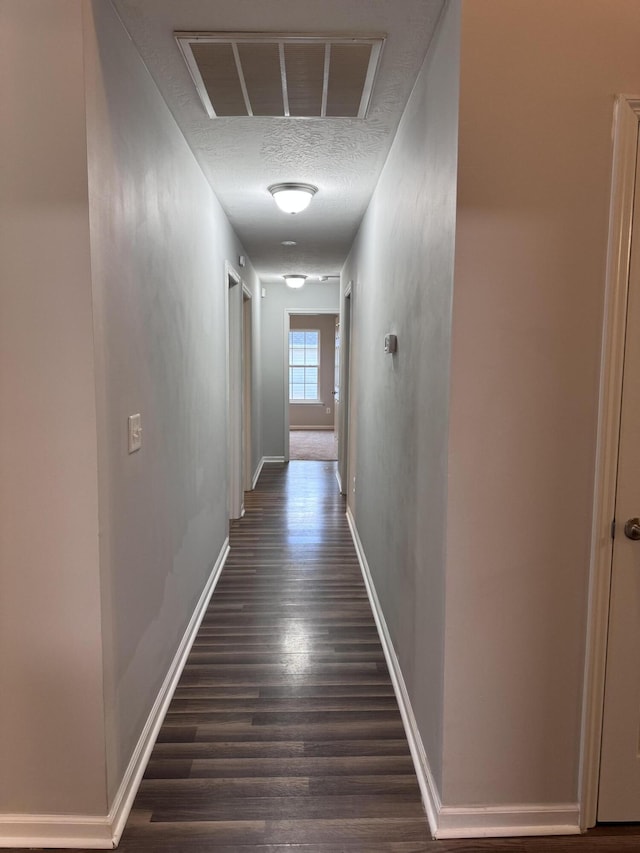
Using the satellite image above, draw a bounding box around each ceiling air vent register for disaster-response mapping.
[175,32,385,119]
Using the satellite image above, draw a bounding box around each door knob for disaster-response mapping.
[624,518,640,540]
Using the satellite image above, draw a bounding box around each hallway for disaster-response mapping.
[115,461,430,850]
[10,0,640,840]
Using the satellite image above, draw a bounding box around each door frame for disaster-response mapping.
[242,286,253,492]
[283,309,339,462]
[225,261,247,520]
[337,280,353,494]
[580,95,640,829]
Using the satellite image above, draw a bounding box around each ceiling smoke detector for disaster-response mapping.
[175,32,385,119]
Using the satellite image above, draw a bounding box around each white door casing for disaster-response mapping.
[242,287,253,492]
[283,309,339,461]
[337,284,353,496]
[226,262,244,520]
[598,131,640,821]
[580,96,640,827]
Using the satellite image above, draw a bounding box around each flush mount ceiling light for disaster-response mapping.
[284,274,307,289]
[281,240,297,246]
[269,183,317,215]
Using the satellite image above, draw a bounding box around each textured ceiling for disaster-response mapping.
[111,0,445,284]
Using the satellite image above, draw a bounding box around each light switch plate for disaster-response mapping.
[384,334,397,354]
[128,414,142,453]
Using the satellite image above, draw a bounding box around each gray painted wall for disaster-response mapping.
[441,0,640,808]
[261,282,339,457]
[290,314,338,429]
[83,0,261,803]
[343,0,640,816]
[342,1,460,792]
[0,0,107,815]
[0,0,263,822]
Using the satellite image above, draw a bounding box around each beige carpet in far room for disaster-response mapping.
[289,430,337,461]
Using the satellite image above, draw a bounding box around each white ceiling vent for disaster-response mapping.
[175,32,385,119]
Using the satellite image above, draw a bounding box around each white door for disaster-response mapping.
[599,139,640,821]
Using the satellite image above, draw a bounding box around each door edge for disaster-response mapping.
[579,94,640,829]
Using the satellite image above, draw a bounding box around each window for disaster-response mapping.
[289,329,320,401]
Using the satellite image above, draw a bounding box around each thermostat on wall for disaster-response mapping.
[384,334,397,354]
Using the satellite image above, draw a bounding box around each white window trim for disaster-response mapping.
[289,328,321,403]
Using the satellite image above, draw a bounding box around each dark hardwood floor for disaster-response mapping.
[117,460,428,851]
[21,461,640,851]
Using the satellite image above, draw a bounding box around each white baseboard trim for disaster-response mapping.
[290,426,334,431]
[262,456,285,463]
[345,508,581,840]
[0,539,230,850]
[436,804,580,838]
[108,537,229,845]
[252,457,265,489]
[0,816,114,850]
[346,507,441,838]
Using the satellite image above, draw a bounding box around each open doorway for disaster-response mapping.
[286,312,339,461]
[226,262,252,519]
[242,286,253,492]
[337,284,352,493]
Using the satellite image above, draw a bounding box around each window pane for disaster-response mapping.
[289,329,320,400]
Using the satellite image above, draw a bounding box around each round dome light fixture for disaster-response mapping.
[284,274,307,289]
[281,240,297,246]
[269,183,317,215]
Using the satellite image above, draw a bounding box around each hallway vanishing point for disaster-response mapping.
[30,462,640,852]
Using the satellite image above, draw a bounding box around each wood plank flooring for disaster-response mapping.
[18,461,640,851]
[116,460,430,851]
